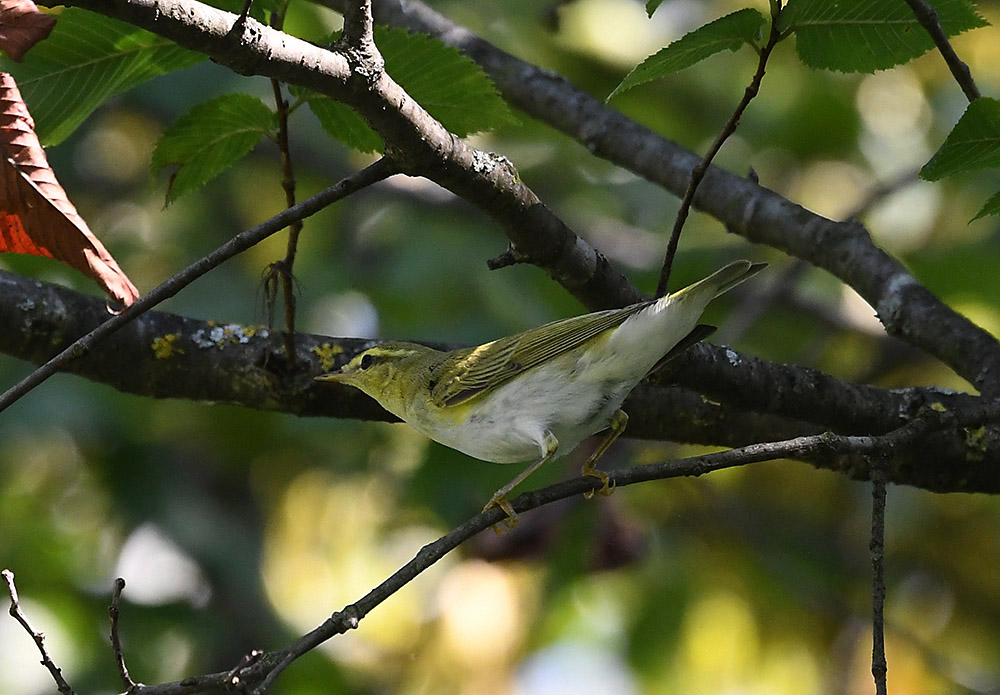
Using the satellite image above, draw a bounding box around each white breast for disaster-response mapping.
[416,344,637,464]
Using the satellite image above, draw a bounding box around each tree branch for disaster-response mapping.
[56,0,641,313]
[45,0,1000,449]
[902,0,980,101]
[264,4,304,365]
[657,3,784,296]
[0,158,397,415]
[3,569,76,695]
[340,0,375,52]
[2,269,998,492]
[109,578,137,692]
[29,399,995,694]
[869,453,889,695]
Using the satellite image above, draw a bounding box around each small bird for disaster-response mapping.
[317,260,764,528]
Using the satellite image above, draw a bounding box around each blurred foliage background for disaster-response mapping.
[2,0,1000,693]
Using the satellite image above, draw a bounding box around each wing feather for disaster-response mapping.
[432,301,652,406]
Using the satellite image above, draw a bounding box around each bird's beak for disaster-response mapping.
[315,371,348,384]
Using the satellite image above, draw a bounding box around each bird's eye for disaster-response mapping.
[360,354,375,370]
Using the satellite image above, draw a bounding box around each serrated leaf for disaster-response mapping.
[290,85,384,154]
[609,9,766,100]
[151,94,276,203]
[971,190,1000,221]
[378,26,517,137]
[781,0,988,73]
[2,8,204,145]
[298,26,516,154]
[921,97,1000,180]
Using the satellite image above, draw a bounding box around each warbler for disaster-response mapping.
[317,260,764,527]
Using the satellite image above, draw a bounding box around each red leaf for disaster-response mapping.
[0,0,55,62]
[0,72,139,306]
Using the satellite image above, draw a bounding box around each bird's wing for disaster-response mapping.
[431,301,652,406]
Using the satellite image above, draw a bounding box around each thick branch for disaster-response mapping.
[2,270,997,493]
[0,270,389,421]
[0,159,396,413]
[8,0,996,487]
[354,0,1000,398]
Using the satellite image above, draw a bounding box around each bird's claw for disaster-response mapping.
[483,495,518,533]
[583,468,615,500]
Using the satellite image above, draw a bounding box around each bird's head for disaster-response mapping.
[315,342,439,410]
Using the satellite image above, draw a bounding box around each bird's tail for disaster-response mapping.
[611,260,765,365]
[671,259,767,303]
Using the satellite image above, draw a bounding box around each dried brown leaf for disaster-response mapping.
[0,0,55,62]
[0,72,138,305]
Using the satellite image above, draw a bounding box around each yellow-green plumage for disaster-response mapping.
[317,260,764,526]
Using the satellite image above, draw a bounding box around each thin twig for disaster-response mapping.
[656,5,785,297]
[266,2,304,366]
[844,168,923,222]
[110,578,137,691]
[902,0,980,102]
[54,400,999,695]
[226,649,264,688]
[0,157,398,416]
[869,453,888,695]
[2,569,76,695]
[246,400,1000,693]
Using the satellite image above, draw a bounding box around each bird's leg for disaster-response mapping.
[484,431,559,532]
[582,409,627,499]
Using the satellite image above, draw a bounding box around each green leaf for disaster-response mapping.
[299,26,516,154]
[646,0,666,17]
[972,190,1000,221]
[608,9,766,100]
[378,26,517,137]
[921,98,1000,180]
[151,94,276,203]
[921,98,1000,223]
[781,0,988,73]
[291,85,385,154]
[2,8,205,145]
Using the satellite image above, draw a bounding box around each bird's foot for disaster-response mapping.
[483,494,518,533]
[582,466,615,500]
